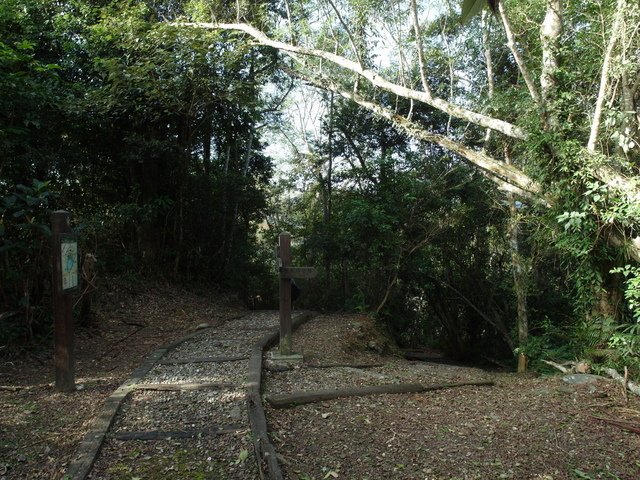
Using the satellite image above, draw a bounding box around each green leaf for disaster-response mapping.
[460,0,485,23]
[236,449,249,464]
[572,469,594,480]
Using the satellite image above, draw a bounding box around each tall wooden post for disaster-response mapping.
[278,232,292,355]
[51,210,77,392]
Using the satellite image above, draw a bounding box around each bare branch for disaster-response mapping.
[540,0,563,127]
[286,68,543,201]
[481,11,495,146]
[176,21,528,140]
[325,0,364,69]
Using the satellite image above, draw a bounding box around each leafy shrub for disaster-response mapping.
[0,179,56,346]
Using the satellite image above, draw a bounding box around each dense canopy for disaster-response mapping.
[1,0,639,373]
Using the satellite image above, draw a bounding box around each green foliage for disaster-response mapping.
[517,317,576,369]
[607,323,640,361]
[2,0,638,374]
[0,0,279,351]
[460,0,487,24]
[611,265,640,320]
[0,180,57,345]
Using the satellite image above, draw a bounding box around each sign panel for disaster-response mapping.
[60,235,78,291]
[280,266,318,279]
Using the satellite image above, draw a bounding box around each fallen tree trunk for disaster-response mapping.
[541,359,571,373]
[266,380,495,409]
[604,368,640,397]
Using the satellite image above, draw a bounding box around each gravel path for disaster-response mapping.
[87,311,281,479]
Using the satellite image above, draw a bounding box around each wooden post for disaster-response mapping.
[51,210,77,392]
[274,233,316,363]
[278,232,292,355]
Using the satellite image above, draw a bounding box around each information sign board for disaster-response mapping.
[60,235,78,292]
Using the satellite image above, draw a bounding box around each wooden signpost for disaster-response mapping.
[51,210,78,392]
[275,232,316,359]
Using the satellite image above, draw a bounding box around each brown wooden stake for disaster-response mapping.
[278,232,292,355]
[51,210,76,392]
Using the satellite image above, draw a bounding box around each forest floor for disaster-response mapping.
[263,315,640,480]
[1,282,639,480]
[0,278,245,479]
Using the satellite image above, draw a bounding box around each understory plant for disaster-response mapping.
[0,179,56,345]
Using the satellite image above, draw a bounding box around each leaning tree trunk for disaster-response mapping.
[174,18,640,263]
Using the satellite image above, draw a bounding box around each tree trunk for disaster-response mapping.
[324,91,335,287]
[510,198,529,373]
[505,148,529,373]
[539,0,563,128]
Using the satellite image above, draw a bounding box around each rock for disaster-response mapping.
[195,323,211,330]
[562,374,600,385]
[367,340,383,354]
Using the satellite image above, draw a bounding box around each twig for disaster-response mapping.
[480,355,512,370]
[0,382,53,391]
[26,432,61,448]
[97,326,147,360]
[305,363,385,369]
[554,429,569,454]
[614,407,640,417]
[541,359,570,373]
[119,320,149,328]
[585,402,617,409]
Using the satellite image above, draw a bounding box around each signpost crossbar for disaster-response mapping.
[276,232,317,357]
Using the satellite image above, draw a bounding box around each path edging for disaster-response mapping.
[247,311,316,480]
[63,319,234,480]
